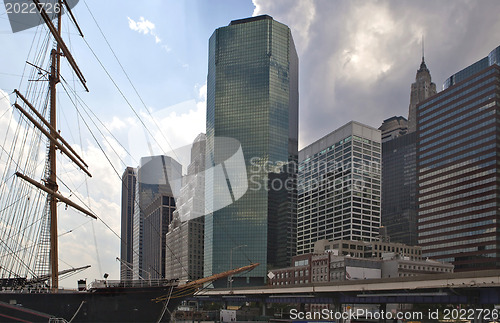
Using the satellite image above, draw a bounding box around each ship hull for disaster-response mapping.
[0,286,182,322]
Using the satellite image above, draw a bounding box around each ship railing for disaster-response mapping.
[89,278,180,289]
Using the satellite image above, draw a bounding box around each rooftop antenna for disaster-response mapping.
[422,35,425,62]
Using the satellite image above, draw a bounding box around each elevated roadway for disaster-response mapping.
[193,270,500,305]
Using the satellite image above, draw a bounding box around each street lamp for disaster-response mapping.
[228,244,247,289]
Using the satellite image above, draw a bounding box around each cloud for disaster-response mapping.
[127,16,162,45]
[251,0,500,149]
[253,0,316,53]
[125,97,207,165]
[40,126,125,285]
[198,83,207,102]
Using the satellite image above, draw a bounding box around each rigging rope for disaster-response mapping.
[55,20,192,277]
[83,0,182,164]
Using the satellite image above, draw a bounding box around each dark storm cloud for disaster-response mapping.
[253,0,500,148]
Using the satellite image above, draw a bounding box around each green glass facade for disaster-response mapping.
[205,15,298,286]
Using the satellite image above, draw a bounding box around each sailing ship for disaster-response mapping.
[0,1,258,321]
[0,263,258,322]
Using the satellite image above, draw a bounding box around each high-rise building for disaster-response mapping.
[380,132,417,245]
[142,194,176,279]
[165,134,206,281]
[443,46,500,89]
[297,121,382,255]
[120,167,136,281]
[204,15,298,286]
[380,55,437,246]
[417,45,500,271]
[408,56,437,133]
[165,216,204,281]
[133,155,181,279]
[379,116,408,143]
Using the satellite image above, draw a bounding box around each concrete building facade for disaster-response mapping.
[297,121,382,255]
[268,250,451,286]
[379,116,408,143]
[165,216,204,281]
[314,239,422,260]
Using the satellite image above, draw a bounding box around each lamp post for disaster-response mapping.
[228,244,247,289]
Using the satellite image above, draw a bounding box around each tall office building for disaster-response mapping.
[380,55,437,246]
[142,194,176,279]
[408,56,437,132]
[133,155,181,279]
[120,167,136,281]
[165,216,204,281]
[297,121,382,255]
[380,131,417,245]
[379,116,408,143]
[165,134,206,281]
[205,15,298,286]
[443,46,500,89]
[417,45,500,270]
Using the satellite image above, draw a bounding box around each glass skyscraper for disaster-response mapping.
[417,45,500,270]
[380,131,417,245]
[120,167,136,281]
[204,15,298,286]
[132,155,181,279]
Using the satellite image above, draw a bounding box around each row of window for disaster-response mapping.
[419,143,495,171]
[424,247,497,258]
[419,127,495,159]
[419,218,496,238]
[418,68,497,112]
[419,210,496,231]
[419,178,496,207]
[271,280,309,285]
[419,134,496,166]
[420,235,496,250]
[419,109,495,147]
[419,76,497,121]
[299,216,380,229]
[301,141,381,169]
[420,92,496,133]
[419,193,496,215]
[418,202,496,223]
[419,167,495,194]
[419,227,493,244]
[419,157,495,181]
[398,264,452,272]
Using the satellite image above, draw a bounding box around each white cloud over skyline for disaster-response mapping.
[127,16,162,44]
[252,0,500,147]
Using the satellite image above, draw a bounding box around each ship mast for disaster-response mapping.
[47,4,61,291]
[13,0,94,292]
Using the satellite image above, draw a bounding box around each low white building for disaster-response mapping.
[381,253,454,278]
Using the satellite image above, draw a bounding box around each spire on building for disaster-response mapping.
[422,35,425,61]
[407,38,437,133]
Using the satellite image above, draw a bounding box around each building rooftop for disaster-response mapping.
[229,15,273,26]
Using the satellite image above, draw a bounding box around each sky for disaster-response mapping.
[1,0,500,288]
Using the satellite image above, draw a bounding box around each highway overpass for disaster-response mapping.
[193,270,500,305]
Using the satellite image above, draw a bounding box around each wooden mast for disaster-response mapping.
[19,0,91,289]
[13,0,91,291]
[47,2,62,292]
